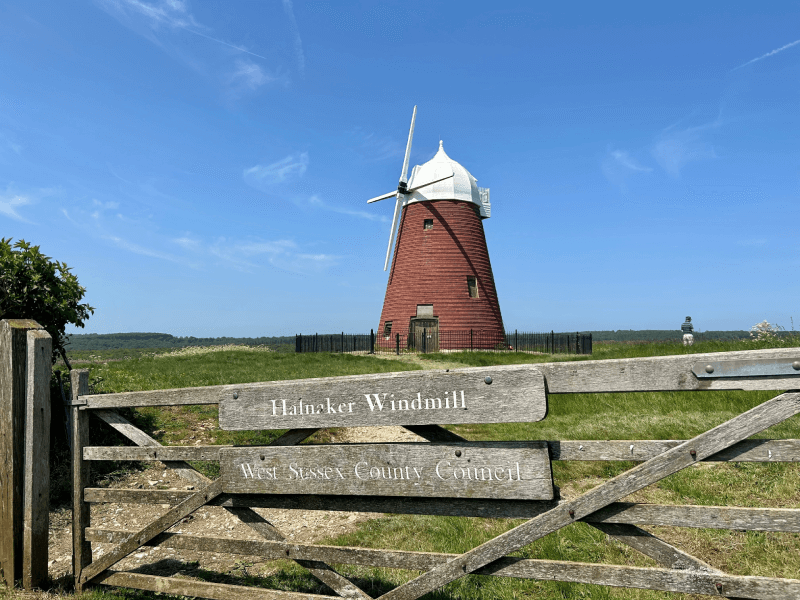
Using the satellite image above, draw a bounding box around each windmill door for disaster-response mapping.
[409,318,439,353]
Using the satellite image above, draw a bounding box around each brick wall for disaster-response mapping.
[377,200,504,343]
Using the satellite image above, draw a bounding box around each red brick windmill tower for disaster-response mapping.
[368,107,504,350]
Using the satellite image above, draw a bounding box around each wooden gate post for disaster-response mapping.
[70,370,91,592]
[0,319,48,587]
[22,329,52,589]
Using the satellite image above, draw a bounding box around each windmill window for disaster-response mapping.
[423,219,433,230]
[467,276,478,298]
[383,321,393,336]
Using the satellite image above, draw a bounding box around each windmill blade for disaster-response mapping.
[384,194,402,271]
[399,105,417,184]
[367,190,398,204]
[406,172,454,193]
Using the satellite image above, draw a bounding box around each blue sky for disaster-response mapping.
[1,1,798,337]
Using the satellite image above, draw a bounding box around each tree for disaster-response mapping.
[0,238,94,365]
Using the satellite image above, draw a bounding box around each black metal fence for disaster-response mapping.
[296,330,592,355]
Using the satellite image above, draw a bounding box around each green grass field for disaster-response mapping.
[37,339,800,600]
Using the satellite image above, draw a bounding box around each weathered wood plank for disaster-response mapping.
[71,370,92,591]
[85,536,800,600]
[0,319,41,586]
[221,443,553,500]
[549,439,800,462]
[217,366,546,430]
[377,391,800,600]
[80,366,548,430]
[82,438,800,464]
[84,445,228,461]
[538,347,800,393]
[22,330,52,589]
[95,571,338,600]
[79,478,224,584]
[82,488,800,532]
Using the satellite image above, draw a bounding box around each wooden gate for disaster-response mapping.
[71,347,800,599]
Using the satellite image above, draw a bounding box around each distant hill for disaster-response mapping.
[585,330,751,342]
[66,329,763,351]
[66,332,296,351]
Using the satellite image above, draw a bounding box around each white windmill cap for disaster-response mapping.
[406,141,490,218]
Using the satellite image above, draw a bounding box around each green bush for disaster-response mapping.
[0,238,94,363]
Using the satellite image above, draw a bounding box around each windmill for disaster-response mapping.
[368,106,505,350]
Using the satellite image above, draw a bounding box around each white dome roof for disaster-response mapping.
[406,142,490,218]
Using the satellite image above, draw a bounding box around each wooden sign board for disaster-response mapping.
[220,443,553,500]
[219,366,547,431]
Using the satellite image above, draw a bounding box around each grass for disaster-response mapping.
[22,338,800,600]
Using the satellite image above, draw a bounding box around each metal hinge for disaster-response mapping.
[693,358,800,378]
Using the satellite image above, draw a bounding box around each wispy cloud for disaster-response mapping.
[104,234,192,265]
[0,192,33,223]
[281,0,305,75]
[308,194,388,222]
[229,59,274,91]
[731,38,800,72]
[651,118,720,177]
[96,0,279,92]
[244,152,309,189]
[601,148,652,189]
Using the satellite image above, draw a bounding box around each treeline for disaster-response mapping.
[66,332,295,351]
[586,330,752,342]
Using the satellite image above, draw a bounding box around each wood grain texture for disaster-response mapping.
[85,538,800,600]
[82,488,800,532]
[377,391,800,600]
[221,442,553,500]
[95,571,338,600]
[217,366,546,430]
[538,347,800,393]
[0,319,41,585]
[549,439,800,462]
[71,370,92,591]
[22,330,51,589]
[80,366,548,431]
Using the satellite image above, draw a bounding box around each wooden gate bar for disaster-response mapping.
[81,488,800,532]
[377,391,800,600]
[83,532,800,600]
[95,571,339,600]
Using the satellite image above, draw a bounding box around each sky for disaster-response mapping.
[1,1,798,338]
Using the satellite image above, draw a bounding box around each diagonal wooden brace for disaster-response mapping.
[378,391,800,600]
[93,412,370,598]
[79,477,224,584]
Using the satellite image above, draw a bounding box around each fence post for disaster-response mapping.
[71,369,91,592]
[470,329,473,352]
[551,330,555,354]
[0,319,43,587]
[23,329,52,589]
[515,330,518,352]
[422,328,427,354]
[370,329,375,354]
[396,333,400,355]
